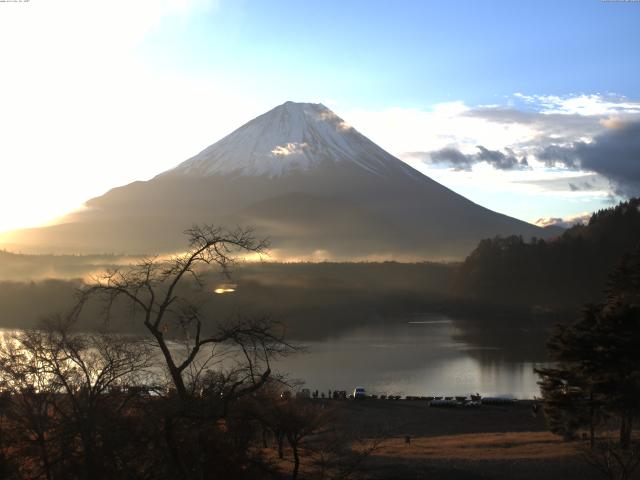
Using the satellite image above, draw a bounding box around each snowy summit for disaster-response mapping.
[166,101,397,178]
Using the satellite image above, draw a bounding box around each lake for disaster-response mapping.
[274,313,547,399]
[0,312,549,399]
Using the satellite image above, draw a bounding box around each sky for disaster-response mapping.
[1,0,640,233]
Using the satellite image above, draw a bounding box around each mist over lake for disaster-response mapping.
[0,258,552,399]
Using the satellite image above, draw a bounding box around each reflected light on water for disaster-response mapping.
[213,283,237,294]
[213,288,235,294]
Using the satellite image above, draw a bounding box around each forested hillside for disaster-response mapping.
[452,198,640,310]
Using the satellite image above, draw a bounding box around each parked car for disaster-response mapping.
[353,387,367,399]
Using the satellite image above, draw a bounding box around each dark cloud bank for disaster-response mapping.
[415,112,640,197]
[537,121,640,196]
[424,145,529,171]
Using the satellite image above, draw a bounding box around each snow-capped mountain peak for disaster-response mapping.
[165,101,397,178]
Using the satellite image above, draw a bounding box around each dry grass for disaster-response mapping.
[261,431,580,479]
[372,431,579,461]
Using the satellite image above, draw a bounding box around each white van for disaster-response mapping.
[353,387,367,399]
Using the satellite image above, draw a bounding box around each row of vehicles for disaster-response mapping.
[281,387,517,405]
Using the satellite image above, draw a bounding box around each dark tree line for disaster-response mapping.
[452,198,640,310]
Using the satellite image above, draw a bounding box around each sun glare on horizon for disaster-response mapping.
[0,203,86,235]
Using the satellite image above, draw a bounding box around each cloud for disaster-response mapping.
[387,95,640,201]
[534,212,592,229]
[427,148,474,170]
[513,173,609,195]
[353,94,640,225]
[344,101,542,156]
[464,106,636,151]
[535,217,563,228]
[536,121,640,196]
[271,142,309,157]
[568,180,595,192]
[419,146,529,171]
[535,144,581,168]
[317,109,352,131]
[476,146,529,170]
[362,94,639,172]
[513,93,640,116]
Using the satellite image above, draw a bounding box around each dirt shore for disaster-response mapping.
[276,399,602,480]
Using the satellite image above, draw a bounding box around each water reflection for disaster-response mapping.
[274,314,546,399]
[0,311,550,399]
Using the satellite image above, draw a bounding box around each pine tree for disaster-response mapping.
[537,247,640,448]
[536,304,604,445]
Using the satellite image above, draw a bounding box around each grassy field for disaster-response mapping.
[373,431,577,461]
[268,399,606,480]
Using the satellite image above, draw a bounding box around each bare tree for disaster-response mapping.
[72,225,296,479]
[0,332,58,480]
[252,389,385,480]
[310,430,386,480]
[74,225,292,403]
[254,393,332,480]
[0,317,153,480]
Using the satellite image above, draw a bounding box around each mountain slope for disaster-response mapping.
[2,101,553,258]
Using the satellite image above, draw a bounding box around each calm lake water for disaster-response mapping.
[274,314,546,399]
[1,312,547,399]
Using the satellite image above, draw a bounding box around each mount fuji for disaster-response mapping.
[4,101,554,259]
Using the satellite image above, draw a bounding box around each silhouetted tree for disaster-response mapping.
[537,247,640,449]
[75,225,278,401]
[73,225,296,479]
[536,304,605,445]
[0,317,153,480]
[253,390,334,480]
